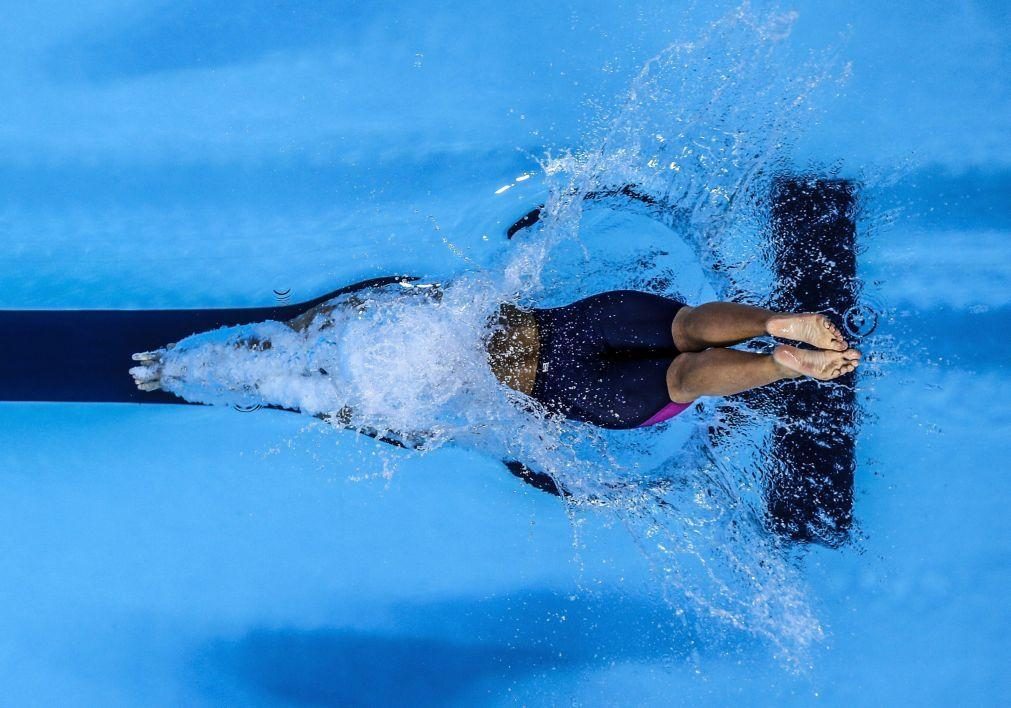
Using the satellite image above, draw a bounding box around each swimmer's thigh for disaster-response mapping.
[565,356,674,429]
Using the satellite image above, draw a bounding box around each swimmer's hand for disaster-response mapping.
[129,345,173,392]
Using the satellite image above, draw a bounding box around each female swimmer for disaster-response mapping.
[131,289,861,429]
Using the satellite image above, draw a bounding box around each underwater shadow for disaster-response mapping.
[193,589,738,706]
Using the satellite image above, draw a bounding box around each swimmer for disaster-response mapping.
[131,290,861,430]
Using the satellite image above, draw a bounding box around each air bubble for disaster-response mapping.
[843,303,879,337]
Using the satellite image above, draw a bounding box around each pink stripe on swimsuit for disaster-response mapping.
[638,400,692,427]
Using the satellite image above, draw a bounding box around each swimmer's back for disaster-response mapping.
[486,304,540,396]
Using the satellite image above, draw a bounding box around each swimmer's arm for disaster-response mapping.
[285,302,338,332]
[130,330,276,392]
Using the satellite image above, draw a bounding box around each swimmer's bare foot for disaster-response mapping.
[773,344,861,381]
[766,312,848,352]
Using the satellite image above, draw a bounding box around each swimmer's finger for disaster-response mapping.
[130,364,161,382]
[130,368,161,389]
[132,351,160,362]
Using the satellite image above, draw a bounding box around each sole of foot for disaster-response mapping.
[767,313,848,352]
[773,344,861,381]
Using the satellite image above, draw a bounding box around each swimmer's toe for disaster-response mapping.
[774,344,861,381]
[823,318,848,351]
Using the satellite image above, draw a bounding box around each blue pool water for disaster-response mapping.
[1,1,1009,705]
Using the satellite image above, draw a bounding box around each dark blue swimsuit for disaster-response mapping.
[531,290,690,429]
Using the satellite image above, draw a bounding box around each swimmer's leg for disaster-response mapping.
[665,346,860,403]
[672,303,848,352]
